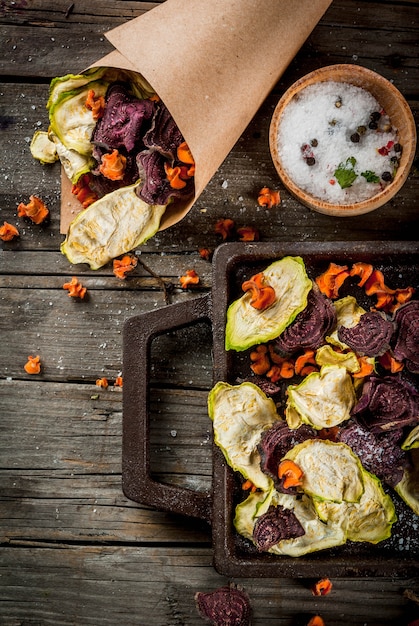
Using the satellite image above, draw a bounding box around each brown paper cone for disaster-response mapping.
[60,0,332,234]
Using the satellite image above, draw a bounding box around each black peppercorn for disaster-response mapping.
[370,111,381,122]
[350,133,360,143]
[368,121,378,130]
[306,157,316,166]
[381,171,393,182]
[390,156,399,166]
[394,143,403,154]
[310,139,318,147]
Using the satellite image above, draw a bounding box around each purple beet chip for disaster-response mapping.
[253,505,305,551]
[338,310,394,357]
[195,584,252,626]
[273,286,337,356]
[393,300,419,373]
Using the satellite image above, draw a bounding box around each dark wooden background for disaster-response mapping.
[0,1,418,624]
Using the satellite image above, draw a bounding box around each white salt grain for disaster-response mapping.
[277,81,400,204]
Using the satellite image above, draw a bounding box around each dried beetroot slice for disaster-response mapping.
[259,421,315,492]
[393,300,419,373]
[337,310,394,357]
[92,83,155,154]
[273,286,337,356]
[136,149,194,205]
[338,420,407,487]
[244,375,281,397]
[351,374,419,433]
[143,101,184,162]
[195,584,252,626]
[253,505,305,551]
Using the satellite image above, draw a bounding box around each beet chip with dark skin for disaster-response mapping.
[136,149,194,206]
[338,420,408,487]
[143,101,184,162]
[351,375,419,433]
[393,300,419,373]
[259,421,315,492]
[273,286,337,356]
[195,583,252,626]
[253,505,305,551]
[92,83,155,153]
[338,310,394,357]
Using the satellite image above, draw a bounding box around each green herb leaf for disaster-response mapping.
[334,157,357,189]
[361,170,380,183]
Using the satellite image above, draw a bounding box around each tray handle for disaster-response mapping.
[122,293,212,523]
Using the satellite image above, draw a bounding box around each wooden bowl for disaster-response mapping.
[269,65,416,216]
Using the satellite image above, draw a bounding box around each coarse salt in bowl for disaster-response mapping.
[269,65,416,216]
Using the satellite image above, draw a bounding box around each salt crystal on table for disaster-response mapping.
[276,81,400,204]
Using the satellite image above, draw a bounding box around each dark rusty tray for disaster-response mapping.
[123,241,419,577]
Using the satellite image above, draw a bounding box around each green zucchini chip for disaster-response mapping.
[401,424,419,451]
[284,439,364,503]
[225,256,312,352]
[314,469,396,544]
[315,344,365,374]
[285,364,356,430]
[208,381,280,491]
[30,130,58,164]
[61,183,166,269]
[48,80,109,156]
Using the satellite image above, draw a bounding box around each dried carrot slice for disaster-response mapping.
[250,345,270,375]
[179,269,200,289]
[307,616,325,626]
[0,221,19,241]
[378,351,404,373]
[315,263,350,299]
[99,150,127,181]
[278,459,303,489]
[96,377,109,389]
[352,355,374,379]
[236,225,260,242]
[294,349,317,376]
[85,89,105,120]
[199,248,212,261]
[242,272,276,311]
[267,360,294,381]
[349,262,374,287]
[257,187,281,208]
[177,141,195,165]
[63,276,87,299]
[71,174,98,208]
[17,195,49,224]
[164,163,187,189]
[113,255,138,279]
[311,578,333,596]
[214,218,235,240]
[242,479,257,492]
[24,355,41,375]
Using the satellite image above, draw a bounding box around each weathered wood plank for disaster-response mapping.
[0,379,212,542]
[0,285,213,383]
[0,545,417,625]
[0,250,212,278]
[1,0,418,95]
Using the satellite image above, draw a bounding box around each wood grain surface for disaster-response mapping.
[1,1,418,624]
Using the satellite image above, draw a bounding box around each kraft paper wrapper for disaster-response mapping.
[60,0,332,234]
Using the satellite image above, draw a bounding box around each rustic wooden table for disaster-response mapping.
[1,1,418,624]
